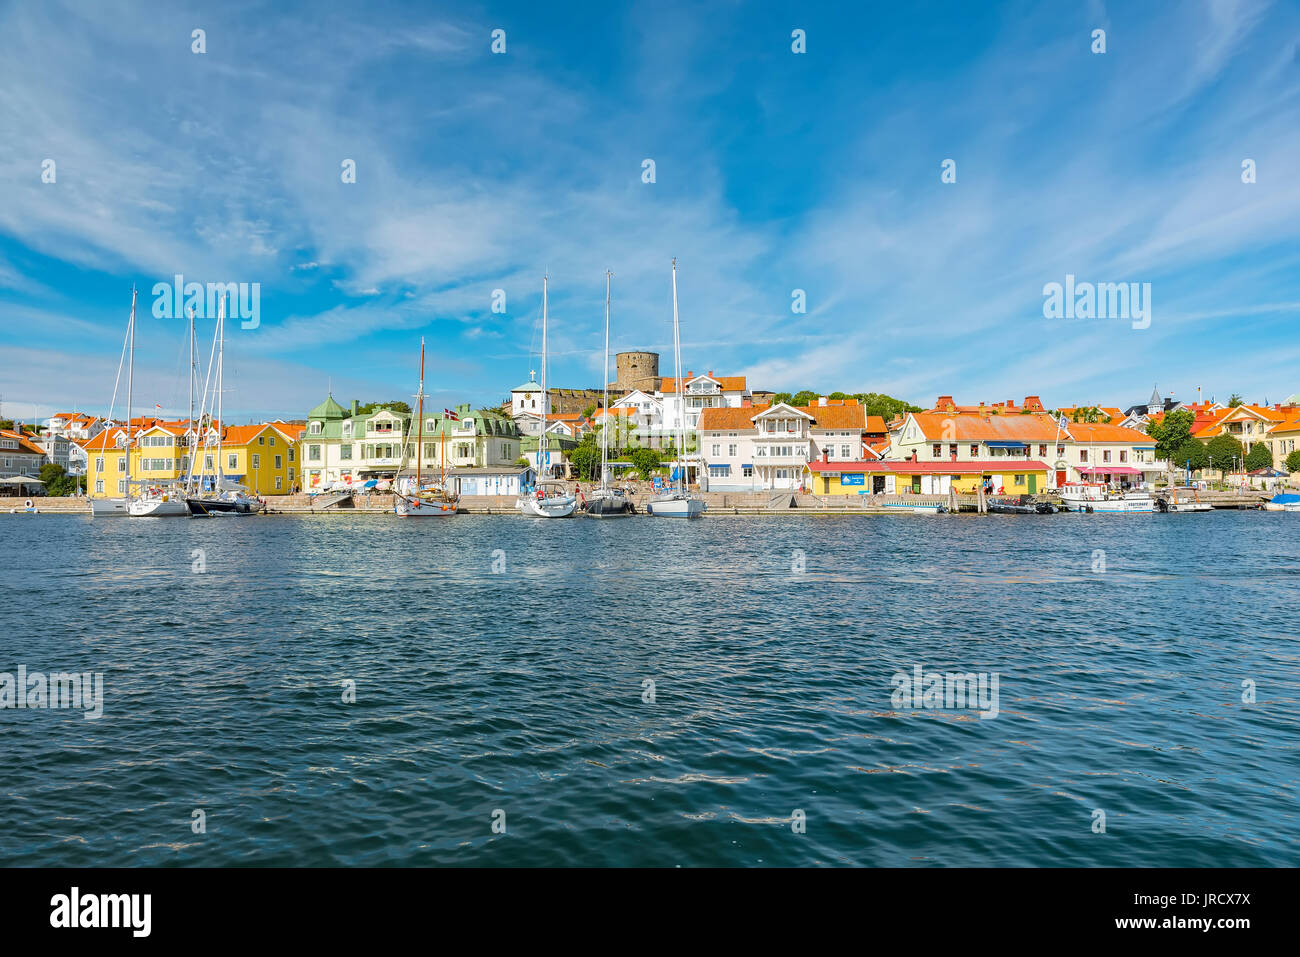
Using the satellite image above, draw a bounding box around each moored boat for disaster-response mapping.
[1264,493,1300,512]
[515,276,573,518]
[393,337,459,518]
[647,259,705,520]
[581,271,634,519]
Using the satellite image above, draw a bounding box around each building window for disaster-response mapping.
[1038,444,1047,456]
[842,445,852,458]
[708,465,730,477]
[1079,449,1088,462]
[258,436,264,445]
[711,444,720,456]
[932,443,942,458]
[308,445,321,461]
[275,477,283,490]
[118,480,126,493]
[1014,474,1025,486]
[288,447,295,461]
[970,444,979,457]
[1102,450,1112,463]
[252,454,261,469]
[95,456,104,471]
[1056,445,1065,455]
[118,458,125,471]
[228,454,238,470]
[728,444,737,456]
[274,454,282,469]
[289,467,295,480]
[309,422,321,435]
[340,444,352,461]
[95,480,104,494]
[742,465,753,478]
[1119,450,1128,463]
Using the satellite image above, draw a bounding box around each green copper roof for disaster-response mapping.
[308,395,348,419]
[512,380,543,393]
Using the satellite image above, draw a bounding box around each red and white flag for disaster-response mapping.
[443,408,459,421]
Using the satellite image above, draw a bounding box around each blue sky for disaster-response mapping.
[1,0,1298,423]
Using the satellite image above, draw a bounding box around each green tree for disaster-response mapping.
[1206,434,1244,472]
[1228,393,1244,408]
[568,434,601,480]
[1245,442,1274,471]
[1286,449,1300,473]
[1146,408,1194,463]
[631,447,660,480]
[581,404,596,419]
[38,462,81,496]
[1170,438,1209,473]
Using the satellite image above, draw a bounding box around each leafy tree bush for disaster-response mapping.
[1206,434,1245,472]
[630,447,661,480]
[1245,442,1274,471]
[1286,449,1300,473]
[1146,408,1194,463]
[1170,438,1209,473]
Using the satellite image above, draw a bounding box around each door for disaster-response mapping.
[873,475,886,493]
[1055,469,1067,487]
[1028,474,1037,494]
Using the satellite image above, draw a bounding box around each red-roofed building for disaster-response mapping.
[697,398,867,491]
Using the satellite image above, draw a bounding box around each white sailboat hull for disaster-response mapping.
[646,495,705,518]
[91,498,129,517]
[517,495,576,518]
[128,497,189,517]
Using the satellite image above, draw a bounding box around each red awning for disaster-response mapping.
[1078,466,1142,475]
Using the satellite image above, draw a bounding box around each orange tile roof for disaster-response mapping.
[908,412,1061,442]
[697,402,867,431]
[659,374,748,393]
[1192,405,1283,438]
[0,429,46,457]
[220,424,277,446]
[79,428,127,452]
[1064,422,1154,443]
[864,415,887,434]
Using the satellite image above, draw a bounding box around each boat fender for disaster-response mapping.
[25,499,34,509]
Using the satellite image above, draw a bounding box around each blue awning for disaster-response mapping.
[985,441,1027,448]
[740,463,753,468]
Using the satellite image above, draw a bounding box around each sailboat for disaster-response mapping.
[184,295,260,516]
[90,287,138,517]
[583,270,634,518]
[646,259,706,518]
[126,286,187,517]
[517,276,577,518]
[395,337,458,517]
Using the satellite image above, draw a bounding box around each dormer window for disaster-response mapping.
[310,421,322,435]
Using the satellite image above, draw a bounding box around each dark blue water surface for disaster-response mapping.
[1,511,1296,866]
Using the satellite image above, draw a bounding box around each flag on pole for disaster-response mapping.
[443,408,459,421]
[1058,414,1068,429]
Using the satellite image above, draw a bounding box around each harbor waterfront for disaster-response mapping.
[2,511,1296,867]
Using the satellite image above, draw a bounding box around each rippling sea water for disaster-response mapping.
[1,511,1296,867]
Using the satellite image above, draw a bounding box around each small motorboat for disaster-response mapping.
[1264,493,1300,512]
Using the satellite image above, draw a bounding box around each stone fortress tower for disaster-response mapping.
[614,351,660,394]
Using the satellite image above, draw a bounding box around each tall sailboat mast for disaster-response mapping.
[215,295,225,487]
[126,285,136,493]
[539,275,548,479]
[415,338,425,490]
[671,259,685,493]
[602,270,611,489]
[187,304,196,492]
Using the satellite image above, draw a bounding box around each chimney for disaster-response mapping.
[350,400,359,417]
[741,398,751,408]
[686,370,693,379]
[818,396,828,407]
[707,370,713,377]
[822,447,829,463]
